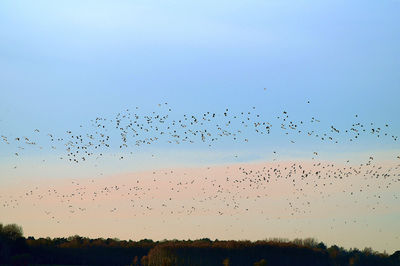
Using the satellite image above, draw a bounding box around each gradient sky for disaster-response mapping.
[1,0,400,253]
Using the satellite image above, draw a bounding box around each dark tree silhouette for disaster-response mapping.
[0,222,399,266]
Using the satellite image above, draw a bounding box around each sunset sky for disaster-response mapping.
[1,0,399,253]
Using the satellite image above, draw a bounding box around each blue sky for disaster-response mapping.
[1,0,399,165]
[1,1,399,123]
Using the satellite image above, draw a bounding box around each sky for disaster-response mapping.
[0,0,400,253]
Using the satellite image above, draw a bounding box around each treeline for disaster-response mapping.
[1,223,399,265]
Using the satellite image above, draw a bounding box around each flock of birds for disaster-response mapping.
[0,100,399,244]
[1,102,398,165]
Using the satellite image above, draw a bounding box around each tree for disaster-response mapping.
[390,251,400,264]
[141,255,149,266]
[132,255,139,265]
[222,257,230,266]
[0,223,23,240]
[254,259,267,266]
[302,238,318,248]
[317,242,327,250]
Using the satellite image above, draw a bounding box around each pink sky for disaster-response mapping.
[1,159,399,253]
